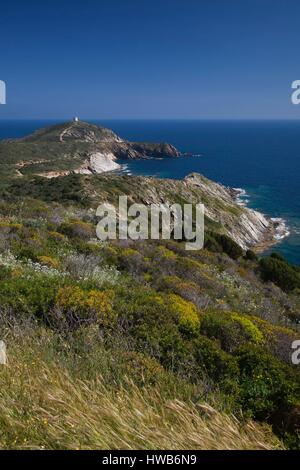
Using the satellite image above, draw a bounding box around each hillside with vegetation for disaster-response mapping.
[0,124,299,450]
[0,121,180,179]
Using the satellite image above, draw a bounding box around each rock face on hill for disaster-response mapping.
[0,120,180,178]
[126,172,277,251]
[184,173,273,250]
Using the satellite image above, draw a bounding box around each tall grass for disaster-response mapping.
[0,320,283,450]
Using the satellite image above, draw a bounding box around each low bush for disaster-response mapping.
[251,317,300,365]
[234,345,300,421]
[259,256,300,292]
[0,321,282,450]
[201,311,264,353]
[0,273,60,318]
[37,255,60,270]
[55,286,115,328]
[193,335,240,397]
[113,287,196,372]
[205,232,243,260]
[59,220,95,240]
[117,247,145,275]
[0,264,11,280]
[168,293,200,335]
[245,250,258,261]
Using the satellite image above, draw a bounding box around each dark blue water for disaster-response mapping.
[1,119,300,264]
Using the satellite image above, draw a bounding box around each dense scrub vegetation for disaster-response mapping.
[0,318,283,450]
[259,253,300,292]
[0,178,300,449]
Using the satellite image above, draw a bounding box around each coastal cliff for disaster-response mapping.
[3,170,280,251]
[185,173,275,250]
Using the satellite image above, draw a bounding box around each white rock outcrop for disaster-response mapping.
[184,173,277,250]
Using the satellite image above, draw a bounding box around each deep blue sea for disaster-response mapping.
[1,119,300,264]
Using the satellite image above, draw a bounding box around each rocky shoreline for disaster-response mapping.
[230,187,290,252]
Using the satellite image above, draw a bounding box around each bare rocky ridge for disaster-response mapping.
[184,173,274,250]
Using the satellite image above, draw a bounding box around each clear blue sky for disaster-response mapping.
[1,0,300,119]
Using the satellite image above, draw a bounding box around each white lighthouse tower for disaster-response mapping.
[73,116,79,122]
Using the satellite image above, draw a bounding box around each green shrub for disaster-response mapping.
[204,232,243,259]
[251,317,299,365]
[201,311,264,353]
[168,293,200,335]
[0,264,11,280]
[204,232,222,253]
[59,220,94,240]
[193,335,240,396]
[0,274,60,318]
[245,250,258,261]
[55,286,115,328]
[259,256,300,292]
[117,247,144,273]
[0,221,22,235]
[215,233,243,259]
[120,351,167,386]
[113,287,195,372]
[37,255,60,270]
[234,345,300,420]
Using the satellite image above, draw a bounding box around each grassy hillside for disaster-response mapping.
[0,319,282,450]
[0,171,299,449]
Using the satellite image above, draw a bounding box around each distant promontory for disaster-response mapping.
[0,120,180,178]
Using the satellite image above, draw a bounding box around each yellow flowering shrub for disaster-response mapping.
[120,248,140,257]
[155,245,177,259]
[38,256,60,270]
[48,230,66,241]
[168,293,200,334]
[0,221,22,233]
[56,286,115,326]
[11,267,23,278]
[201,310,264,353]
[230,312,264,345]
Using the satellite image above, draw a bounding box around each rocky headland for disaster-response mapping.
[0,120,285,251]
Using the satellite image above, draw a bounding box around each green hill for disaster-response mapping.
[0,120,180,179]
